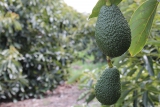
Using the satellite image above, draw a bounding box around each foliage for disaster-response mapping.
[74,50,160,106]
[0,0,160,106]
[74,19,106,63]
[89,0,122,19]
[0,0,93,101]
[69,0,160,106]
[0,46,28,100]
[76,68,101,104]
[129,0,159,56]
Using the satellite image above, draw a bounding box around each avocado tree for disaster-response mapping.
[0,0,94,101]
[74,0,160,106]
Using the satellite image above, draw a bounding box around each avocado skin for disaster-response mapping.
[95,67,121,105]
[95,5,131,57]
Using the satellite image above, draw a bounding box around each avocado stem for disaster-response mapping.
[106,56,113,68]
[106,0,111,6]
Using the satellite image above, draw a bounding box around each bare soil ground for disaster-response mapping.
[0,84,86,107]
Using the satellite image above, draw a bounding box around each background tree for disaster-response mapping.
[0,0,96,101]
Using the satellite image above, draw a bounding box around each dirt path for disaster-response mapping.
[0,84,87,107]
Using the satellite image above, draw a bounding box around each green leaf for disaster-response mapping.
[143,55,154,76]
[80,76,88,83]
[112,53,127,68]
[87,79,93,88]
[135,67,144,82]
[85,92,95,104]
[142,91,148,107]
[148,98,154,107]
[110,0,122,5]
[133,90,138,107]
[149,93,159,102]
[146,85,160,94]
[89,0,106,19]
[117,88,135,104]
[13,21,22,30]
[147,39,160,46]
[19,78,29,86]
[142,91,155,107]
[127,68,137,76]
[89,0,122,19]
[77,90,90,101]
[129,0,159,56]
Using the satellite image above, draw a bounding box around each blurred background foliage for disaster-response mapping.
[0,0,160,106]
[0,0,98,101]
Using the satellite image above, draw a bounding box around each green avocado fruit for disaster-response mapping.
[95,67,121,105]
[95,5,131,57]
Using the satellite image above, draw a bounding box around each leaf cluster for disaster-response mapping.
[0,0,92,101]
[72,0,160,106]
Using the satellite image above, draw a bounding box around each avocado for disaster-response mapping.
[95,5,131,57]
[95,67,121,105]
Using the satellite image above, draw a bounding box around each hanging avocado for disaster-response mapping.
[95,5,131,57]
[95,67,121,105]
